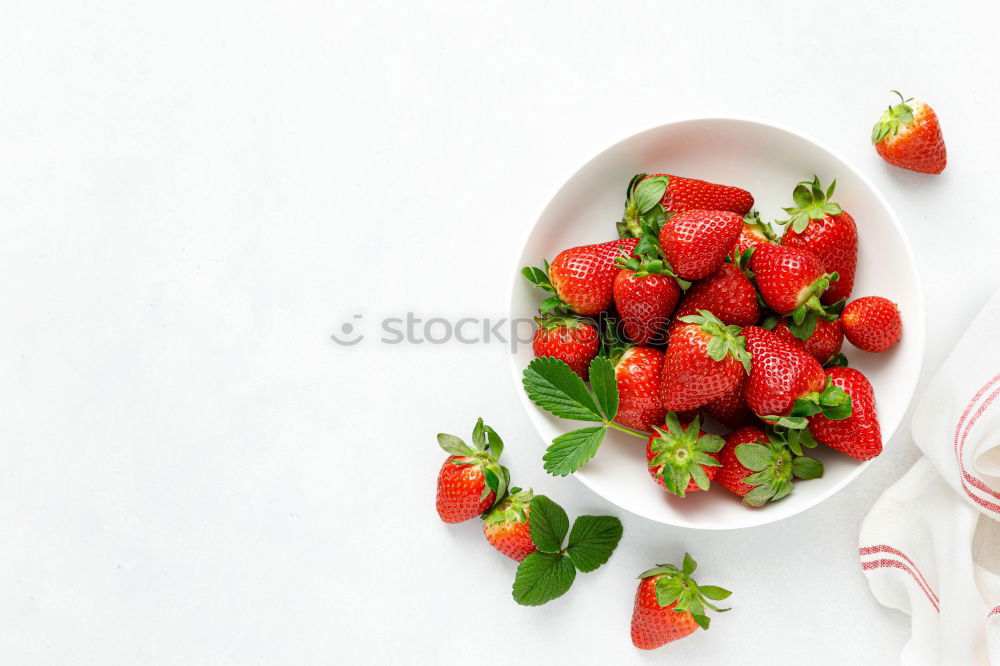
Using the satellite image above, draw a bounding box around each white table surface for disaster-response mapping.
[1,1,997,663]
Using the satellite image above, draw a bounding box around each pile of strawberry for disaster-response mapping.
[521,173,903,507]
[435,418,624,606]
[435,419,732,647]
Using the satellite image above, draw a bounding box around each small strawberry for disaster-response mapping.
[482,488,536,561]
[780,176,857,306]
[841,296,902,353]
[750,242,838,336]
[531,312,600,378]
[716,426,823,506]
[659,209,744,280]
[629,173,754,217]
[809,367,882,460]
[742,326,851,424]
[631,554,731,649]
[613,254,681,345]
[734,210,778,256]
[673,251,760,326]
[661,310,751,412]
[645,413,724,497]
[435,419,508,523]
[770,316,844,366]
[872,91,946,174]
[702,375,757,429]
[522,238,640,315]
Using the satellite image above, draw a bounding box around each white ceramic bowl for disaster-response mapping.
[509,117,925,529]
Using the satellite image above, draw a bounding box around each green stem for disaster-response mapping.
[606,421,648,439]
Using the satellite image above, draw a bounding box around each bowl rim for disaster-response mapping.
[506,115,927,530]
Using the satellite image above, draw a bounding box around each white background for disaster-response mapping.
[1,1,997,664]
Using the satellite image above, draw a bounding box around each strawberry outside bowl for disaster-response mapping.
[508,117,925,530]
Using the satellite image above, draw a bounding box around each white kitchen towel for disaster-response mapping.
[860,287,1000,665]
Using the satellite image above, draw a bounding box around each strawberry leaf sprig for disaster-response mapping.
[522,356,647,476]
[640,554,732,630]
[512,495,623,606]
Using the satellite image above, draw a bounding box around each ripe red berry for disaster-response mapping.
[841,296,902,352]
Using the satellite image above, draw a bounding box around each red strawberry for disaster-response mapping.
[613,255,680,345]
[435,419,508,523]
[636,173,754,215]
[750,243,835,315]
[631,554,731,649]
[716,426,823,506]
[522,238,640,315]
[742,326,830,420]
[531,313,600,378]
[660,311,751,412]
[645,414,724,497]
[703,376,757,429]
[809,367,882,460]
[841,296,903,353]
[780,177,857,306]
[770,316,844,366]
[659,210,743,280]
[612,346,667,432]
[734,210,778,256]
[482,488,536,561]
[872,91,946,174]
[673,256,760,327]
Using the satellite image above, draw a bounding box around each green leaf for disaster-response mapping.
[522,357,604,422]
[528,495,570,552]
[682,553,697,575]
[631,176,669,214]
[542,426,608,476]
[484,425,503,459]
[539,296,563,313]
[588,356,619,421]
[792,183,812,208]
[512,552,577,606]
[692,614,711,630]
[792,456,824,480]
[437,433,473,457]
[819,400,852,420]
[699,585,732,601]
[566,515,623,572]
[789,313,817,341]
[742,484,774,507]
[734,442,772,472]
[471,418,486,449]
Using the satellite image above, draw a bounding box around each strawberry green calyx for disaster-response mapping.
[437,417,510,511]
[638,553,732,630]
[734,430,824,507]
[616,251,677,278]
[871,90,915,144]
[788,272,840,340]
[678,310,752,374]
[483,487,533,525]
[743,210,779,242]
[781,175,843,234]
[764,376,853,431]
[521,260,568,314]
[649,414,724,497]
[619,174,670,240]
